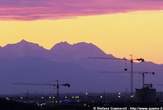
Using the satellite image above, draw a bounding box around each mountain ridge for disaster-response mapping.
[0,39,113,60]
[0,39,159,65]
[0,39,162,94]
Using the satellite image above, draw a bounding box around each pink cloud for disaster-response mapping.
[0,0,163,20]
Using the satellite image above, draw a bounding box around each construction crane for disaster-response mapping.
[101,71,155,90]
[137,72,155,88]
[14,80,70,101]
[89,55,144,94]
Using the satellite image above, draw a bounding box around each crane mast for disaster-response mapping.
[14,80,70,102]
[89,55,144,95]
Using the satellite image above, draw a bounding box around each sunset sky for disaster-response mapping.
[0,0,163,63]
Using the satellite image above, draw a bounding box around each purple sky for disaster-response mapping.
[1,0,163,20]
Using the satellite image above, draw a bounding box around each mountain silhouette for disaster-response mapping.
[0,40,163,94]
[0,40,49,58]
[51,41,110,61]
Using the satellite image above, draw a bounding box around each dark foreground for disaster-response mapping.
[1,98,163,110]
